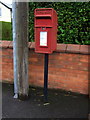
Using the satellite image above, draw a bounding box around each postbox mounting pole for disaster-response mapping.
[44,53,49,101]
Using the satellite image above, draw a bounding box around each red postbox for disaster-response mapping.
[34,8,57,54]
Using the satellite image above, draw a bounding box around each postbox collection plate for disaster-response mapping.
[40,31,47,47]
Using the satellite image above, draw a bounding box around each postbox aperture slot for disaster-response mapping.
[35,16,51,18]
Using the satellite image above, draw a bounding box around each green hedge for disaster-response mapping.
[29,2,90,45]
[1,3,90,45]
[1,21,12,41]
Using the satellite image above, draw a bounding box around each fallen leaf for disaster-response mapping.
[55,93,58,95]
[32,88,36,91]
[43,103,50,106]
[64,94,70,96]
[40,94,44,96]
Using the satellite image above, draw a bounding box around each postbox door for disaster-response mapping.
[35,27,52,53]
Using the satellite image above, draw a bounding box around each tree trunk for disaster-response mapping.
[12,2,29,100]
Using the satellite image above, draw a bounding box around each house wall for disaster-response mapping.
[0,3,11,22]
[0,41,90,95]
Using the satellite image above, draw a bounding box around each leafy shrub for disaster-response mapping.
[29,2,90,45]
[1,21,12,41]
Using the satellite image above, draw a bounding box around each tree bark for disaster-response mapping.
[12,2,29,100]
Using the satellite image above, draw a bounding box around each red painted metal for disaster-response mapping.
[34,8,58,54]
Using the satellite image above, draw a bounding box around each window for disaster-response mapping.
[0,8,1,16]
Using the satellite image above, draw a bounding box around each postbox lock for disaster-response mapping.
[42,27,46,30]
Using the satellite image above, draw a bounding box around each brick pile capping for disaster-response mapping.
[0,40,90,54]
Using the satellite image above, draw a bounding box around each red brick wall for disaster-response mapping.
[0,41,90,95]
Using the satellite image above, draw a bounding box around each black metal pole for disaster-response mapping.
[44,53,49,101]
